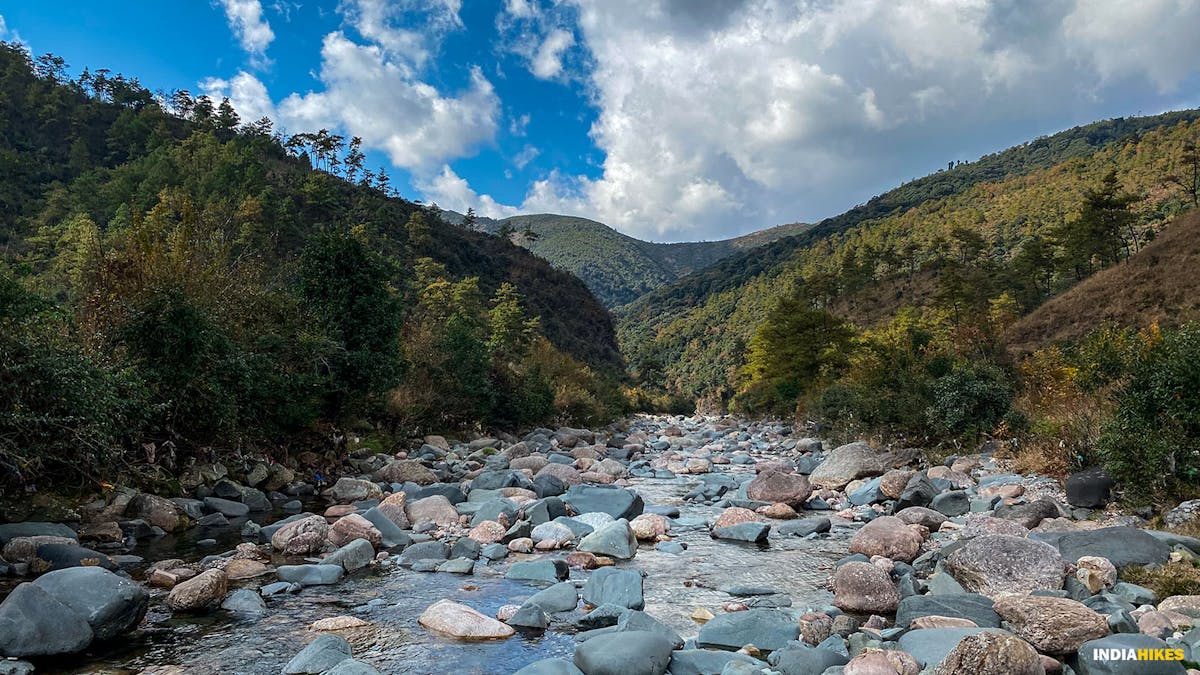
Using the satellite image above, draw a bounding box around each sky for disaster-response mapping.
[3,1,1200,243]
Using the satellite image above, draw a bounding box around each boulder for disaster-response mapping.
[32,567,148,640]
[745,471,812,508]
[943,535,1065,597]
[374,460,437,485]
[507,559,570,585]
[203,497,249,518]
[562,485,644,520]
[578,519,638,560]
[276,564,344,586]
[328,514,382,549]
[126,494,191,532]
[527,581,580,613]
[995,498,1061,529]
[1071,633,1186,674]
[898,628,1007,669]
[629,514,670,541]
[283,633,353,674]
[583,568,644,610]
[404,495,461,527]
[271,515,330,555]
[696,608,799,653]
[895,594,1001,628]
[1029,527,1170,569]
[934,631,1045,675]
[0,522,77,545]
[166,569,227,612]
[418,599,515,639]
[30,543,117,573]
[513,659,585,675]
[993,594,1108,654]
[833,561,899,614]
[376,492,411,530]
[895,506,947,530]
[327,478,382,503]
[221,588,268,617]
[809,442,916,489]
[1065,467,1114,509]
[849,516,923,562]
[573,630,674,675]
[0,583,94,657]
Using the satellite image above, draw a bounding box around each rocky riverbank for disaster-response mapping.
[1,415,1199,674]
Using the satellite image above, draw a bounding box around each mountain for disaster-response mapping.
[617,109,1200,401]
[440,211,810,306]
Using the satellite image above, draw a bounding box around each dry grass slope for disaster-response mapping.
[1006,209,1200,354]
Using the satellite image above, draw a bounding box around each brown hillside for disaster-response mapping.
[1006,208,1200,354]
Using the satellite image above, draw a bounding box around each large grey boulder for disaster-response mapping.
[527,581,580,613]
[895,593,1000,628]
[283,633,352,674]
[1030,527,1170,568]
[0,583,94,657]
[696,609,799,654]
[33,566,148,640]
[573,630,674,675]
[767,642,850,675]
[578,519,638,560]
[943,535,1065,597]
[562,485,644,520]
[898,628,1008,668]
[583,568,644,610]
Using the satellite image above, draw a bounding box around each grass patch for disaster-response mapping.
[1122,561,1200,599]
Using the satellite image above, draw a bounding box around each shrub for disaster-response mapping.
[1097,321,1200,495]
[926,363,1014,439]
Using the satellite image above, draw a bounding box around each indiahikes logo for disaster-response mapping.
[1092,647,1184,662]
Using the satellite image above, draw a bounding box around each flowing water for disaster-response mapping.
[35,457,849,674]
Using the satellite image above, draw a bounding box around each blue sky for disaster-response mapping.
[3,1,1200,242]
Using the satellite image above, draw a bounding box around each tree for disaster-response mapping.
[344,136,365,183]
[521,223,540,242]
[214,98,240,140]
[1166,137,1199,206]
[735,295,854,413]
[462,207,477,230]
[497,222,516,240]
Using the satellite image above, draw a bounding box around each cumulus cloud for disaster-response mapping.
[217,0,275,62]
[513,144,541,170]
[499,0,1200,241]
[341,0,463,66]
[418,165,521,217]
[531,28,575,80]
[201,71,276,122]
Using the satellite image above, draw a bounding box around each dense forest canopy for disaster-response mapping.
[0,42,624,492]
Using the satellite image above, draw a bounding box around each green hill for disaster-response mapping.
[617,110,1200,402]
[441,211,809,306]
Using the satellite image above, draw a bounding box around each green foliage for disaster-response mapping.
[1098,322,1200,495]
[300,229,405,414]
[926,363,1014,439]
[733,296,853,414]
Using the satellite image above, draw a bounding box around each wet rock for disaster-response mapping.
[323,539,375,572]
[166,569,227,612]
[573,630,674,675]
[271,515,330,555]
[849,516,923,562]
[283,633,353,674]
[712,507,761,529]
[397,541,449,567]
[1,535,76,563]
[1065,467,1114,509]
[358,507,412,549]
[696,608,800,653]
[0,522,77,545]
[32,567,148,640]
[898,628,1007,669]
[221,588,267,617]
[844,650,920,675]
[669,649,759,675]
[1030,527,1170,568]
[712,522,770,543]
[578,519,639,560]
[276,564,344,586]
[562,485,644,520]
[943,535,1065,597]
[833,561,899,614]
[507,559,569,584]
[203,497,249,518]
[934,631,1045,675]
[30,543,117,573]
[583,568,644,610]
[0,582,94,656]
[126,494,191,532]
[778,517,832,537]
[745,471,812,508]
[513,659,584,675]
[531,521,576,547]
[528,581,580,613]
[629,514,670,540]
[418,599,515,639]
[767,641,849,674]
[993,595,1107,654]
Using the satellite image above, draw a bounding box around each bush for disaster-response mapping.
[1097,322,1200,495]
[926,363,1014,439]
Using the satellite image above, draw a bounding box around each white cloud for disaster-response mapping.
[342,0,463,66]
[497,0,1200,241]
[217,0,275,62]
[418,165,521,218]
[200,71,277,122]
[513,144,540,169]
[531,28,575,79]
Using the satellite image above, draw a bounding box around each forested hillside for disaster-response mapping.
[618,111,1200,401]
[442,211,810,306]
[0,43,623,490]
